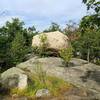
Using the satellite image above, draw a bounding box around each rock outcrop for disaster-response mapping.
[0,57,100,99]
[16,57,100,99]
[32,31,69,50]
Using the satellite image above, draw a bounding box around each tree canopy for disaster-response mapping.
[0,18,37,69]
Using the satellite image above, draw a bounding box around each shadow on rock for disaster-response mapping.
[0,83,10,96]
[80,70,100,85]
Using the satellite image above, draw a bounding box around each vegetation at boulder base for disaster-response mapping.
[32,34,49,57]
[59,47,73,67]
[11,75,73,98]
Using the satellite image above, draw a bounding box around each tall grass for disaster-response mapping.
[11,61,73,98]
[11,75,73,98]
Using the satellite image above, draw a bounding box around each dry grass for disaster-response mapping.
[10,75,73,99]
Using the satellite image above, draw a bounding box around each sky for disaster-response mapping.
[0,0,87,31]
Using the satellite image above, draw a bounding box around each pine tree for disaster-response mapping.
[10,32,27,65]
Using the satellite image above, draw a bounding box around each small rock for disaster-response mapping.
[36,89,50,97]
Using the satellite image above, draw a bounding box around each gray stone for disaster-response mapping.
[64,95,84,100]
[36,89,50,97]
[64,95,97,100]
[70,58,88,66]
[1,67,27,89]
[16,57,100,99]
[1,57,100,99]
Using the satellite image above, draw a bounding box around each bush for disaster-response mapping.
[32,34,50,57]
[59,47,73,67]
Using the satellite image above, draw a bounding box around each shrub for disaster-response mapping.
[11,76,73,98]
[59,47,73,67]
[32,34,49,57]
[32,34,60,57]
[46,76,73,96]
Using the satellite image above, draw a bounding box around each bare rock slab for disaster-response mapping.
[16,57,100,99]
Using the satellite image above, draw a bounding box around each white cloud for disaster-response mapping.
[0,0,87,30]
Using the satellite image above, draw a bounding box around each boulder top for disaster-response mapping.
[32,31,69,50]
[41,31,69,39]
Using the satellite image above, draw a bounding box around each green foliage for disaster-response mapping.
[81,0,100,31]
[82,0,100,13]
[39,34,48,57]
[95,59,100,65]
[70,1,100,64]
[11,75,73,97]
[39,34,48,48]
[11,61,73,97]
[59,47,73,67]
[0,35,9,67]
[10,33,28,65]
[72,28,100,63]
[32,34,49,57]
[0,18,38,69]
[80,15,100,31]
[34,60,47,88]
[11,78,43,97]
[72,0,100,64]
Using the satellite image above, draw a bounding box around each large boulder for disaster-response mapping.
[32,31,69,50]
[0,67,28,89]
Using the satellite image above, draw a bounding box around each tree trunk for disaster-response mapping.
[87,48,90,63]
[65,62,69,67]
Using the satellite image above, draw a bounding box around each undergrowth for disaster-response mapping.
[10,75,73,98]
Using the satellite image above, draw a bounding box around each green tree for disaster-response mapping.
[72,28,100,63]
[83,0,100,13]
[59,47,73,67]
[0,18,37,69]
[0,35,10,67]
[80,14,100,32]
[80,0,100,31]
[4,18,25,42]
[73,0,100,64]
[10,33,27,65]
